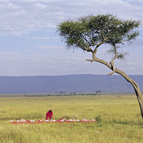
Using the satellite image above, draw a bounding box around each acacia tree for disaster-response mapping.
[57,14,143,118]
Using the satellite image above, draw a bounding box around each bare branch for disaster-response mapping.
[108,54,118,75]
[104,36,111,41]
[77,40,86,50]
[94,41,105,53]
[93,36,111,53]
[86,48,94,53]
[85,34,97,46]
[101,28,105,40]
[81,34,91,46]
[86,53,111,69]
[77,39,93,53]
[86,59,95,62]
[107,61,116,75]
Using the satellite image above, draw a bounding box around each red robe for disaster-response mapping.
[46,111,53,120]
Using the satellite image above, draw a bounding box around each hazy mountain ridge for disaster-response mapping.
[0,75,143,94]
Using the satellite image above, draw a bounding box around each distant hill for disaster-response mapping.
[0,75,143,94]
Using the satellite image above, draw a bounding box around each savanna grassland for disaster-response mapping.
[0,94,143,143]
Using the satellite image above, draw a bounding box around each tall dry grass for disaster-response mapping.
[0,94,143,143]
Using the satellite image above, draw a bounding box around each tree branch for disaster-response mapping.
[81,34,91,46]
[77,40,86,50]
[86,53,111,68]
[85,34,97,46]
[107,61,116,75]
[93,41,105,53]
[77,39,93,53]
[86,48,94,53]
[108,52,118,75]
[93,36,111,53]
[101,28,106,41]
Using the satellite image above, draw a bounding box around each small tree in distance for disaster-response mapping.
[57,14,143,119]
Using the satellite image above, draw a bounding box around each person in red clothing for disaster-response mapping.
[46,110,53,120]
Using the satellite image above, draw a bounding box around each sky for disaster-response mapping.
[0,0,143,76]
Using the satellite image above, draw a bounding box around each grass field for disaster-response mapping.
[0,94,143,143]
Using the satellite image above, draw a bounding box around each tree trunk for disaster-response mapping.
[115,69,143,119]
[89,54,143,119]
[132,84,143,119]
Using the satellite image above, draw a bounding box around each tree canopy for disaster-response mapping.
[57,14,140,60]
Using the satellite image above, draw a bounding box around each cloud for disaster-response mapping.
[0,0,142,76]
[0,48,110,76]
[38,45,63,49]
[0,0,142,35]
[0,39,142,76]
[31,37,50,40]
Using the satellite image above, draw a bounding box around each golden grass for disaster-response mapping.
[0,94,143,143]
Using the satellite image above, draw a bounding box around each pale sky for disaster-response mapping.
[0,0,143,76]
